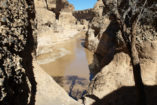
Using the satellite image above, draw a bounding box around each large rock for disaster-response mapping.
[46,0,74,18]
[59,12,77,25]
[0,0,36,105]
[84,0,110,52]
[83,0,157,105]
[0,0,83,105]
[34,61,82,105]
[85,16,111,53]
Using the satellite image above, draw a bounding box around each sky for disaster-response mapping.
[67,0,97,10]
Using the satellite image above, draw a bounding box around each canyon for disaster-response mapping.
[0,0,157,105]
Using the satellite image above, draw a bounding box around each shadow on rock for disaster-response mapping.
[89,20,120,78]
[90,85,157,105]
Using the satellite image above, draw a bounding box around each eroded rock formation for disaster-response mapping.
[83,0,157,105]
[46,0,74,19]
[1,0,156,105]
[35,0,87,56]
[73,9,95,21]
[0,0,83,105]
[0,0,36,105]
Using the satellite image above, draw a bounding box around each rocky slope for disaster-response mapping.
[0,0,83,105]
[83,0,157,105]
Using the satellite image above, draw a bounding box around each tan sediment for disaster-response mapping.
[37,32,93,79]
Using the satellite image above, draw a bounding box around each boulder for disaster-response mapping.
[34,61,82,105]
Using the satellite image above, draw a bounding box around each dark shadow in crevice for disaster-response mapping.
[0,1,37,105]
[89,20,120,79]
[20,1,37,105]
[95,20,119,67]
[80,38,86,48]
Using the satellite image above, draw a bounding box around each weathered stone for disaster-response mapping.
[34,61,82,105]
[0,0,36,105]
[73,9,95,21]
[83,0,157,105]
[35,0,86,56]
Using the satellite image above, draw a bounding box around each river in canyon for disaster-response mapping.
[37,32,93,99]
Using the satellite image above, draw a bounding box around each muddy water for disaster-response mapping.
[37,33,93,99]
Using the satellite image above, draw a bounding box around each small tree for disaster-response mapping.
[102,0,156,105]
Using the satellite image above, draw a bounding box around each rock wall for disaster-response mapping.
[73,0,104,22]
[46,0,74,19]
[0,0,36,105]
[83,0,157,105]
[73,9,95,21]
[0,0,83,105]
[35,0,83,56]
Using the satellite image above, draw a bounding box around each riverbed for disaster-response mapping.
[37,32,93,99]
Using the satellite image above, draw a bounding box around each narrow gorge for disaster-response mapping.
[0,0,157,105]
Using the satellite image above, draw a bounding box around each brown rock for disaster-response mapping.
[34,61,82,105]
[83,0,157,105]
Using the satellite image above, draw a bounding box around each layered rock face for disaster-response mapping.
[73,9,95,21]
[0,0,36,105]
[46,0,74,13]
[84,0,157,105]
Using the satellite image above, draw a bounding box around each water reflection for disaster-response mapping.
[54,75,88,99]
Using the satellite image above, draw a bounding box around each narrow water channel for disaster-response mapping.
[37,32,93,99]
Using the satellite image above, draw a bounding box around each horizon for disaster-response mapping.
[67,0,97,10]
